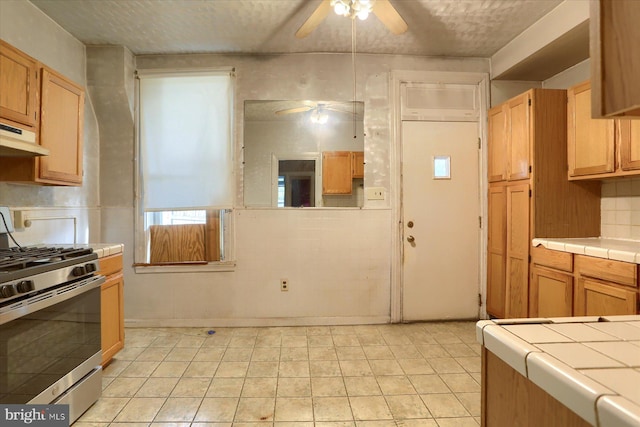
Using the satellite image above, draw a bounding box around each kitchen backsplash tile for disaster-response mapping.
[601,177,640,239]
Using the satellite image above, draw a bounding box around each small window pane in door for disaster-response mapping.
[433,156,451,179]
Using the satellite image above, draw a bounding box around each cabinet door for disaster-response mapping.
[507,93,530,181]
[0,40,38,127]
[574,278,637,316]
[487,185,506,318]
[488,105,507,182]
[568,81,615,177]
[101,273,124,365]
[38,67,84,185]
[619,120,640,171]
[530,267,573,317]
[506,183,530,318]
[351,151,364,179]
[322,151,352,194]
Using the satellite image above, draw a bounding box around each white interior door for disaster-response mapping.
[401,120,480,321]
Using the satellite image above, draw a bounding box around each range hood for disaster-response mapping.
[0,122,49,157]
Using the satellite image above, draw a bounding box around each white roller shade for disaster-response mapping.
[139,72,233,210]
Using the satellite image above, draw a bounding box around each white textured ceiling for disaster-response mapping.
[30,0,565,57]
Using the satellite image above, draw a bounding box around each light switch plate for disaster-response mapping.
[0,206,14,233]
[366,187,385,200]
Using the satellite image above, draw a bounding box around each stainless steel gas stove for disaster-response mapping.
[0,211,104,424]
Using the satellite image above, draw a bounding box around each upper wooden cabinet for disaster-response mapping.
[488,105,507,182]
[351,151,364,179]
[590,0,640,118]
[0,40,85,186]
[322,151,352,195]
[506,93,530,181]
[569,80,640,180]
[38,67,84,185]
[0,40,38,128]
[619,120,640,171]
[568,81,616,178]
[487,94,530,182]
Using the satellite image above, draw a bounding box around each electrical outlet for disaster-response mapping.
[366,187,385,200]
[280,279,289,292]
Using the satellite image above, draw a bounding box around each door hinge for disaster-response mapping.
[478,216,482,228]
[528,99,532,106]
[478,137,481,149]
[529,165,532,173]
[478,293,482,307]
[529,189,532,197]
[528,255,532,263]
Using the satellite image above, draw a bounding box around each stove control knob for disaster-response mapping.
[85,263,97,273]
[0,285,16,298]
[16,280,35,293]
[72,266,87,277]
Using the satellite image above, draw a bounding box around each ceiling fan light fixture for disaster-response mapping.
[310,108,329,124]
[331,0,375,20]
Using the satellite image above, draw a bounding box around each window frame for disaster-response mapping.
[133,68,236,272]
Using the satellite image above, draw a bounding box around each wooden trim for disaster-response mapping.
[205,210,221,261]
[149,224,207,263]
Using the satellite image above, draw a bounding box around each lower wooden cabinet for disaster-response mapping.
[529,248,639,317]
[530,267,573,317]
[98,253,125,366]
[574,278,637,316]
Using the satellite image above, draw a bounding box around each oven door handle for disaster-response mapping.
[0,275,105,326]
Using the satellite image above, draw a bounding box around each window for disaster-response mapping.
[136,70,234,266]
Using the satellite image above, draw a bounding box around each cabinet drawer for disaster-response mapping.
[574,255,637,288]
[98,253,123,276]
[531,246,573,272]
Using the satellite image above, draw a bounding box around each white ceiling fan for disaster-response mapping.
[275,101,363,124]
[295,0,408,38]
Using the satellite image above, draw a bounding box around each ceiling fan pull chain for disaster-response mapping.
[352,18,357,139]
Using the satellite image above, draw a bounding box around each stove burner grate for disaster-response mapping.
[0,247,94,272]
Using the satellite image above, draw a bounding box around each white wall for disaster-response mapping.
[110,53,489,326]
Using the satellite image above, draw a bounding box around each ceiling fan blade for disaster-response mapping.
[275,106,314,115]
[373,0,408,35]
[295,0,332,38]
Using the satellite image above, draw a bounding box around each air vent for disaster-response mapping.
[401,83,479,121]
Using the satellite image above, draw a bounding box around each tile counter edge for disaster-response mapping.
[533,237,640,264]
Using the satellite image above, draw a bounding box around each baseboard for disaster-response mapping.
[124,315,391,328]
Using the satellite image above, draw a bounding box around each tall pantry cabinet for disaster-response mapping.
[486,89,601,319]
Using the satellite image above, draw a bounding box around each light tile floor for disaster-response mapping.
[76,321,481,427]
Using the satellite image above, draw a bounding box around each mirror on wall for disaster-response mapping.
[243,100,364,208]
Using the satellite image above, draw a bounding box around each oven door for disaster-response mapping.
[0,275,104,406]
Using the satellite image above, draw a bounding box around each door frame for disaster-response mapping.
[389,70,490,323]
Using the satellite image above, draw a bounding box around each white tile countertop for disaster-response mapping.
[64,243,124,258]
[533,237,640,263]
[477,316,640,427]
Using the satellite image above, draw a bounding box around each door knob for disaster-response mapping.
[407,221,414,228]
[407,235,415,243]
